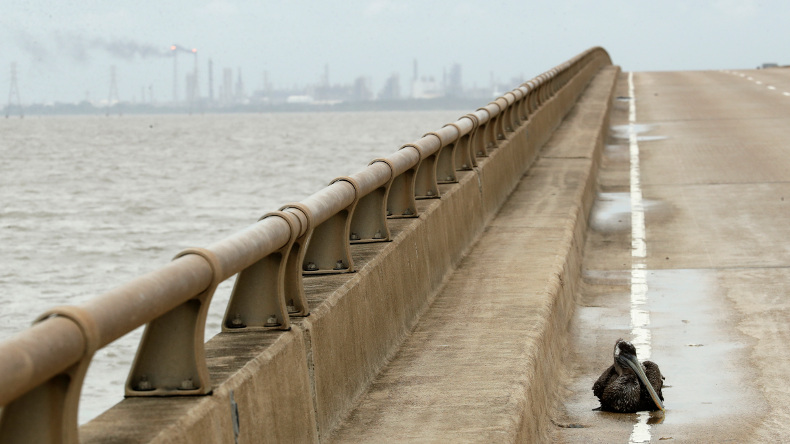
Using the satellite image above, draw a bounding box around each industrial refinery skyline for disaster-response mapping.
[1,31,527,110]
[4,1,789,111]
[4,48,523,115]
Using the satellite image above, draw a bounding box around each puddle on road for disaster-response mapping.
[611,123,657,136]
[589,193,670,234]
[589,192,631,233]
[610,124,668,143]
[633,135,667,142]
[647,269,754,424]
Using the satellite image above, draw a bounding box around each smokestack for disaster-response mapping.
[171,45,178,103]
[208,58,214,102]
[192,48,199,99]
[235,68,245,100]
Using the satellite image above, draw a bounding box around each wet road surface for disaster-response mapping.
[553,69,790,442]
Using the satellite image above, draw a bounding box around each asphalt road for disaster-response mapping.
[552,68,790,443]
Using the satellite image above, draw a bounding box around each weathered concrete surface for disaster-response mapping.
[294,58,610,441]
[327,66,619,443]
[552,69,790,442]
[78,54,614,442]
[81,329,317,443]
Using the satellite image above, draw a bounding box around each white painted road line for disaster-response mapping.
[627,71,653,444]
[730,72,788,96]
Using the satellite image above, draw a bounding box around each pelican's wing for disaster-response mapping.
[592,364,616,399]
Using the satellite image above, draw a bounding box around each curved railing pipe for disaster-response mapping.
[0,47,613,443]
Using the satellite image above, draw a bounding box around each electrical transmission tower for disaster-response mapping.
[6,63,22,118]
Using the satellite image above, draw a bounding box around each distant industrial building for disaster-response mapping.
[445,63,463,98]
[379,73,401,100]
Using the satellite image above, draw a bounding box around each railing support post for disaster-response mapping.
[279,203,313,315]
[125,248,222,396]
[478,105,500,150]
[381,148,420,218]
[402,143,440,200]
[424,131,458,184]
[299,177,360,274]
[222,211,301,331]
[0,307,98,444]
[349,160,394,243]
[455,115,479,169]
[468,112,490,158]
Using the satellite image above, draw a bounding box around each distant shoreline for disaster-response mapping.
[3,97,490,117]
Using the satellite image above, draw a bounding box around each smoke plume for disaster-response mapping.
[99,38,170,59]
[13,29,51,60]
[54,32,171,62]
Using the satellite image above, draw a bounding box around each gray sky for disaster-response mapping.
[2,0,787,104]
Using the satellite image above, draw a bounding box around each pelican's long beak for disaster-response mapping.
[623,355,665,411]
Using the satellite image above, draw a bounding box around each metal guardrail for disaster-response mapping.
[0,47,612,443]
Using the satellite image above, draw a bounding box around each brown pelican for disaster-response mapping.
[593,339,665,413]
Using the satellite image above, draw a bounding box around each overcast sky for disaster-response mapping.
[2,0,788,104]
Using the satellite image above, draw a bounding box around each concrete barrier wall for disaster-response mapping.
[77,53,614,444]
[81,324,317,443]
[513,66,619,441]
[317,65,620,443]
[297,57,615,441]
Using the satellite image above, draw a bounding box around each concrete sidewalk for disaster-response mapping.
[328,66,619,443]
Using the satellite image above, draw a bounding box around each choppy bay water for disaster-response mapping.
[0,110,462,423]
